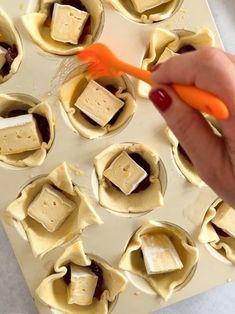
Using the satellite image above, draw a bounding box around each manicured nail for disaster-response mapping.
[149,88,172,112]
[150,63,162,72]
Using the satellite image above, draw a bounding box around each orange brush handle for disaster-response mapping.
[172,84,229,120]
[122,64,229,120]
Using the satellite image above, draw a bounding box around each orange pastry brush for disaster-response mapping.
[78,43,229,120]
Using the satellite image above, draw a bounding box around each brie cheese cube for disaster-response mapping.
[0,46,7,69]
[212,203,235,238]
[75,80,124,127]
[141,234,183,275]
[158,47,178,63]
[28,184,75,232]
[103,151,147,195]
[51,3,89,45]
[130,0,171,13]
[68,264,98,306]
[0,114,42,155]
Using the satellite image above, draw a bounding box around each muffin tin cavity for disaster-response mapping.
[93,143,167,215]
[138,28,215,98]
[5,163,102,258]
[22,0,105,55]
[119,221,198,300]
[108,0,183,24]
[0,9,23,83]
[36,241,127,313]
[199,199,235,265]
[59,66,136,139]
[0,94,54,168]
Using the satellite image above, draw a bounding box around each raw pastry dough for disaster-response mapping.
[36,241,127,313]
[22,0,104,55]
[94,143,164,213]
[59,70,136,139]
[166,128,205,187]
[119,221,199,300]
[199,199,235,264]
[139,28,215,98]
[108,0,182,24]
[5,163,102,258]
[0,9,23,83]
[166,116,220,187]
[0,94,54,168]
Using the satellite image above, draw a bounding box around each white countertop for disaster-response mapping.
[0,0,235,313]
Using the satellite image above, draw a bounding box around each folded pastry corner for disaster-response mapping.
[59,72,136,139]
[5,163,102,258]
[22,0,104,55]
[94,143,164,213]
[36,241,127,313]
[199,199,235,264]
[0,9,23,83]
[119,221,198,300]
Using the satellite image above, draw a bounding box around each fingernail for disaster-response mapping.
[149,88,172,112]
[150,63,162,72]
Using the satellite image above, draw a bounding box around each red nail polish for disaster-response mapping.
[150,63,161,72]
[149,88,172,112]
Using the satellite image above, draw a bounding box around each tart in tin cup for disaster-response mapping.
[22,0,105,55]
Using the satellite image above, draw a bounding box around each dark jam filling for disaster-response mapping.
[111,153,151,194]
[63,262,104,300]
[178,144,192,164]
[81,84,124,127]
[6,109,50,143]
[63,264,71,285]
[212,223,230,238]
[0,43,18,77]
[90,261,104,300]
[177,45,196,54]
[46,0,91,44]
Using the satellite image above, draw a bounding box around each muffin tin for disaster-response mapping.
[1,0,235,313]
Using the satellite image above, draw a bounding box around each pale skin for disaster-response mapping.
[150,47,235,208]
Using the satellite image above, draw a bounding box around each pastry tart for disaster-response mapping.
[0,94,54,168]
[36,241,127,313]
[59,70,136,139]
[0,9,23,83]
[166,115,220,187]
[139,28,215,98]
[108,0,182,24]
[119,221,199,300]
[5,163,102,257]
[94,143,164,213]
[199,199,235,264]
[22,0,104,55]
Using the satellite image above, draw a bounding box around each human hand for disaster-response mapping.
[149,48,235,208]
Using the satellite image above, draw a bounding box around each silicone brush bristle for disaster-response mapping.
[78,44,123,79]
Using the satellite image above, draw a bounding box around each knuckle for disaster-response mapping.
[195,47,222,64]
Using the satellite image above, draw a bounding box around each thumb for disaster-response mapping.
[149,85,223,178]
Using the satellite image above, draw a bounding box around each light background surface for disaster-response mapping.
[0,0,235,313]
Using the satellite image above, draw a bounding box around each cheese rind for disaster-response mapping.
[28,184,75,232]
[51,3,89,45]
[75,80,124,127]
[158,47,178,63]
[0,114,42,155]
[130,0,171,13]
[141,234,183,275]
[0,46,7,69]
[212,203,235,238]
[68,264,98,306]
[103,151,147,195]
